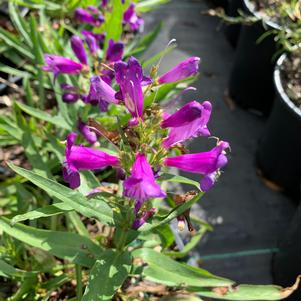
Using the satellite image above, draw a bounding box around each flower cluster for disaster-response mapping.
[55,54,229,230]
[41,2,229,231]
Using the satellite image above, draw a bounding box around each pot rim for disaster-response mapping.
[274,52,301,118]
[243,0,282,30]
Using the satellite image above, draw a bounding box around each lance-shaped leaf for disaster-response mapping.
[8,163,114,225]
[11,203,72,225]
[132,248,233,287]
[190,276,301,300]
[0,217,102,268]
[82,250,132,301]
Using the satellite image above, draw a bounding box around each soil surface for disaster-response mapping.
[281,49,301,107]
[250,0,300,25]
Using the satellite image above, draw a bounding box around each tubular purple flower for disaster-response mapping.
[164,141,229,190]
[71,35,88,65]
[74,8,104,27]
[86,76,119,112]
[63,133,119,189]
[114,56,144,124]
[87,5,99,14]
[123,153,166,213]
[161,101,212,148]
[132,208,156,230]
[63,93,80,103]
[106,39,124,62]
[75,8,95,24]
[158,57,200,84]
[102,0,109,7]
[123,3,144,32]
[42,54,83,78]
[85,35,97,55]
[81,31,106,44]
[78,120,97,144]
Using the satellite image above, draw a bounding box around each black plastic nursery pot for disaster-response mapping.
[224,0,244,48]
[256,53,301,200]
[228,0,280,115]
[272,202,301,301]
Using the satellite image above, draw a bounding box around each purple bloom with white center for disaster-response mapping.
[164,141,229,190]
[63,133,119,189]
[106,39,124,63]
[161,101,212,148]
[123,153,166,213]
[114,56,145,125]
[158,57,200,84]
[71,35,88,65]
[123,3,144,32]
[42,54,83,78]
[86,76,119,111]
[78,120,97,144]
[132,208,156,230]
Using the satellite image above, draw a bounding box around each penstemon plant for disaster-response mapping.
[0,0,300,300]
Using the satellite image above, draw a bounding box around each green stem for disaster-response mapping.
[75,264,82,301]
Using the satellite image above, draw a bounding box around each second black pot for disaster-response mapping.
[228,0,280,115]
[256,53,301,200]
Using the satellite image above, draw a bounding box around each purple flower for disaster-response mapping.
[132,208,156,230]
[74,8,104,27]
[161,101,212,148]
[78,120,97,144]
[158,57,200,84]
[101,69,114,86]
[63,133,119,189]
[81,30,106,44]
[106,39,124,63]
[87,5,99,14]
[61,83,81,103]
[75,8,95,24]
[63,93,80,103]
[85,35,97,55]
[164,141,229,191]
[114,57,145,125]
[42,54,83,78]
[123,153,166,213]
[102,0,109,7]
[123,3,144,32]
[71,36,88,65]
[86,76,119,112]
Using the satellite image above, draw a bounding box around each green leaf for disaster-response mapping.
[104,0,124,51]
[0,259,36,279]
[8,163,115,225]
[11,203,73,224]
[136,0,170,13]
[0,64,29,78]
[139,192,204,232]
[0,216,102,267]
[132,248,233,287]
[0,27,34,60]
[82,250,132,301]
[16,101,71,130]
[159,173,201,190]
[191,277,301,300]
[9,2,32,48]
[164,227,207,258]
